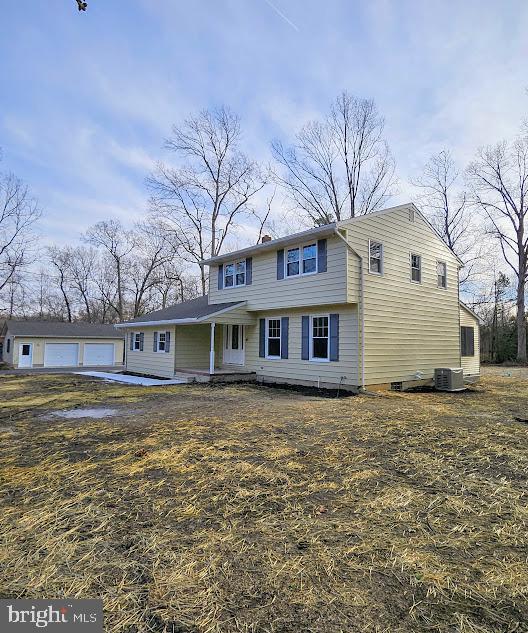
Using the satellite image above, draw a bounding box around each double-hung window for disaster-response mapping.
[133,333,142,351]
[410,253,421,283]
[369,240,383,274]
[224,260,246,288]
[310,316,329,361]
[266,318,281,358]
[157,332,166,352]
[437,261,447,288]
[286,243,317,277]
[461,326,475,356]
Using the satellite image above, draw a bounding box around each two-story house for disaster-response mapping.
[116,203,480,390]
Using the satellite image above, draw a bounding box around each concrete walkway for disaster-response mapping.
[77,371,187,386]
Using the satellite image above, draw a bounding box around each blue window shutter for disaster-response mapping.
[301,316,310,360]
[259,319,266,357]
[246,257,253,285]
[277,250,284,280]
[165,331,171,353]
[281,317,289,359]
[330,313,339,361]
[153,331,158,352]
[139,332,144,351]
[317,239,327,273]
[218,265,224,290]
[129,332,134,351]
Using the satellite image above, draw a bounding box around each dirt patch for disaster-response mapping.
[0,371,527,632]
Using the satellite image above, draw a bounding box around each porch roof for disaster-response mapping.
[115,296,248,328]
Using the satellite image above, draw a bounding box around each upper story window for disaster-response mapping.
[410,253,422,283]
[437,261,447,288]
[369,240,383,275]
[286,243,317,277]
[310,315,329,361]
[266,318,281,359]
[224,260,246,288]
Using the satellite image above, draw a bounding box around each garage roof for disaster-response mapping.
[5,320,123,339]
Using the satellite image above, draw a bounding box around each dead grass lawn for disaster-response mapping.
[0,371,527,632]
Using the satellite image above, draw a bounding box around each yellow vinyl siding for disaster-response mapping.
[340,206,461,385]
[126,327,176,378]
[9,336,124,368]
[209,235,348,310]
[460,306,480,376]
[174,324,221,369]
[242,304,358,388]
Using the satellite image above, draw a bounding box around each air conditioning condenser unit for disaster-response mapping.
[434,368,465,392]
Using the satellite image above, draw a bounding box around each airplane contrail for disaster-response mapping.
[263,0,300,32]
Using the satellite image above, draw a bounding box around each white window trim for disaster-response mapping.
[265,317,282,359]
[133,332,142,351]
[410,252,422,284]
[224,260,246,289]
[368,239,383,276]
[156,332,167,353]
[309,314,330,363]
[284,242,318,278]
[437,260,448,289]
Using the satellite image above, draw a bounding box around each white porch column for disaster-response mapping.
[209,322,216,375]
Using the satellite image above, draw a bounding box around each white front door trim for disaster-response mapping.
[223,324,245,366]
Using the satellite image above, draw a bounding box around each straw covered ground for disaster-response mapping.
[0,370,527,632]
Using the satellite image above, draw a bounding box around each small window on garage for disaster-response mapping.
[461,326,475,356]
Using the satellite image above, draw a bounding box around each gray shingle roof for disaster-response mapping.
[5,320,123,339]
[122,295,244,325]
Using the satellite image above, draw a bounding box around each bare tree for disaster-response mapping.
[47,246,74,322]
[128,224,175,317]
[147,106,267,295]
[272,91,396,225]
[0,171,41,305]
[413,150,480,284]
[67,246,98,321]
[467,135,528,362]
[84,220,135,320]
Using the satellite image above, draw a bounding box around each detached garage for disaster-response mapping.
[0,321,124,369]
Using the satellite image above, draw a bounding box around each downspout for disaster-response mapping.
[334,228,365,390]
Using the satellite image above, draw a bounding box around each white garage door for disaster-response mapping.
[84,343,115,366]
[44,343,79,367]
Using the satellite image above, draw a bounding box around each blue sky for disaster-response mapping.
[1,0,527,245]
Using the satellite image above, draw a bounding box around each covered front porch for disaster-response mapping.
[172,303,257,382]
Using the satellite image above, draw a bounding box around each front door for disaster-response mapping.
[18,343,33,368]
[223,325,244,366]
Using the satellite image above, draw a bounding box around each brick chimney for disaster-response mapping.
[261,235,272,243]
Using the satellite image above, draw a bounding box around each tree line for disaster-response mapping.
[1,92,527,362]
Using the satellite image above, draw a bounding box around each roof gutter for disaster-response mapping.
[333,228,365,390]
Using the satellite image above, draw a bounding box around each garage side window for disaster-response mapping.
[461,326,474,357]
